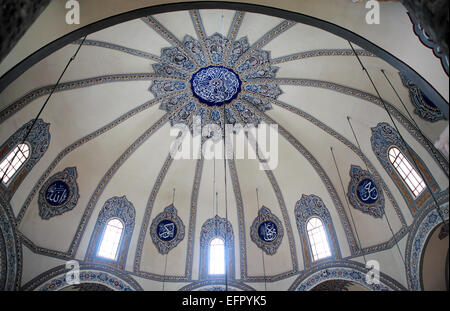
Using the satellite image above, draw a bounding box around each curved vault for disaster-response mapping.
[0,7,448,291]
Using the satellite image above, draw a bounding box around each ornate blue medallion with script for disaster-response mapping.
[258,221,278,242]
[356,178,379,205]
[45,180,70,207]
[38,167,79,220]
[190,66,241,106]
[348,165,385,218]
[251,207,284,254]
[157,219,177,241]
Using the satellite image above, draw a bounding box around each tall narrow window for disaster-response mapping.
[209,238,225,275]
[388,147,426,197]
[307,217,331,261]
[0,143,30,184]
[98,218,123,260]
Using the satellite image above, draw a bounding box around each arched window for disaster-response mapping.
[371,122,439,214]
[0,143,30,184]
[199,215,235,279]
[209,238,225,275]
[85,196,135,269]
[388,147,426,197]
[306,217,332,261]
[0,119,50,195]
[295,194,340,267]
[97,218,124,260]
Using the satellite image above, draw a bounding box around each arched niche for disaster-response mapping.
[310,279,369,291]
[420,222,449,291]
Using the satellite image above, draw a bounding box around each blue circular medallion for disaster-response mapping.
[157,219,177,241]
[356,178,379,204]
[190,66,241,106]
[258,221,278,242]
[45,180,70,207]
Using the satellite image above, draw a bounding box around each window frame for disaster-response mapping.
[0,142,31,186]
[208,237,226,276]
[306,216,332,262]
[97,217,125,262]
[387,146,426,198]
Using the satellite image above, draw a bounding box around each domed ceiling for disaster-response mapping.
[0,8,448,291]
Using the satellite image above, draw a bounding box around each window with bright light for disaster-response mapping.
[209,238,225,275]
[388,147,426,197]
[307,217,331,261]
[0,143,30,185]
[97,218,123,260]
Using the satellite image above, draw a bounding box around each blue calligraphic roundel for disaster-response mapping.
[258,221,278,242]
[356,178,379,204]
[190,66,241,106]
[45,180,70,207]
[157,219,178,241]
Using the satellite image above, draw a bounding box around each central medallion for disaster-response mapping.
[190,65,242,106]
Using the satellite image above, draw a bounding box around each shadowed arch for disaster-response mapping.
[288,260,407,291]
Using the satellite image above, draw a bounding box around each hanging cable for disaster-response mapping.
[0,35,87,184]
[256,188,268,291]
[163,188,176,291]
[213,156,216,218]
[346,117,406,267]
[162,253,168,291]
[222,104,229,292]
[216,192,219,216]
[330,147,367,264]
[219,9,230,292]
[380,69,449,178]
[348,41,446,224]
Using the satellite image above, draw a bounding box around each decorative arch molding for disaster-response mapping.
[295,194,341,269]
[405,196,449,291]
[85,196,136,270]
[199,215,235,280]
[370,122,440,215]
[0,2,447,119]
[288,260,407,291]
[400,73,444,122]
[408,13,449,76]
[21,263,143,291]
[0,119,50,198]
[179,280,256,291]
[0,194,22,290]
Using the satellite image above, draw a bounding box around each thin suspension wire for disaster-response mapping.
[213,156,216,217]
[346,117,406,267]
[221,11,229,292]
[330,147,367,264]
[380,69,449,178]
[348,41,446,224]
[256,188,268,291]
[216,192,219,216]
[0,35,87,184]
[223,106,229,292]
[162,253,168,291]
[172,188,176,205]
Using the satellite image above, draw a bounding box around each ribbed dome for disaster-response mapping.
[0,6,448,291]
